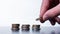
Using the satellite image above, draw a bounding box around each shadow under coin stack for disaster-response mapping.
[21,24,30,31]
[12,24,20,31]
[32,25,40,31]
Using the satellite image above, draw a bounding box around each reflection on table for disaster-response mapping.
[0,27,60,34]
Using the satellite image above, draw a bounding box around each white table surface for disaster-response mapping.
[0,27,60,34]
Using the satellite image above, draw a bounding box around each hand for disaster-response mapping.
[38,0,60,25]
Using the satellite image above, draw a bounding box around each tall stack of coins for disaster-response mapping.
[32,25,40,31]
[12,24,20,31]
[21,24,30,31]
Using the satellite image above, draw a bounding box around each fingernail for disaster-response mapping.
[43,16,48,21]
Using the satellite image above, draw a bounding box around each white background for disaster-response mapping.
[0,0,60,27]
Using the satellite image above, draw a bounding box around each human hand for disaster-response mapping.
[37,0,60,25]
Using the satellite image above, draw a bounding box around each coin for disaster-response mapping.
[21,24,30,31]
[11,24,20,31]
[32,25,40,31]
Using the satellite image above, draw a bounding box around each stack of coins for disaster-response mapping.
[12,24,20,31]
[32,25,40,31]
[21,24,30,31]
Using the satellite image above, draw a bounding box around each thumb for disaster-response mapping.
[43,4,60,21]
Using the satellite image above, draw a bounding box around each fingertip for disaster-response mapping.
[55,17,60,24]
[43,15,48,21]
[36,17,45,23]
[50,21,55,26]
[40,17,45,23]
[49,18,56,26]
[50,22,56,26]
[57,19,60,24]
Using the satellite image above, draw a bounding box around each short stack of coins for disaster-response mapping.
[21,24,30,31]
[12,24,20,31]
[32,25,40,31]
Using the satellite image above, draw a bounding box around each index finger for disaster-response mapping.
[40,0,50,23]
[40,0,50,17]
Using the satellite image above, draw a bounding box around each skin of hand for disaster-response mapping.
[38,0,60,25]
[43,3,60,23]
